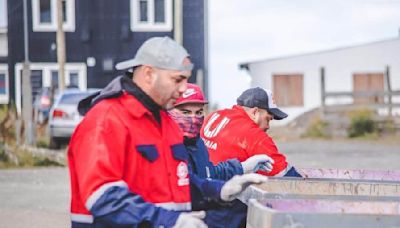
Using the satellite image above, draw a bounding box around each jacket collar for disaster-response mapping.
[78,75,162,123]
[122,76,162,123]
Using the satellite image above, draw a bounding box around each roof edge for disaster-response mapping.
[239,36,400,67]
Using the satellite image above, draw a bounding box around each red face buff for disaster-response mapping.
[168,110,204,138]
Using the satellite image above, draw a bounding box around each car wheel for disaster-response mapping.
[49,137,61,149]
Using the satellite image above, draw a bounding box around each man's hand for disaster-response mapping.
[173,211,207,228]
[241,154,274,173]
[220,173,268,201]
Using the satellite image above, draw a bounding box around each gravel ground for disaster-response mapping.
[0,167,69,228]
[0,139,399,228]
[277,139,400,170]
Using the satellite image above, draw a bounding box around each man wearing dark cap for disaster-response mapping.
[68,37,268,228]
[201,87,302,177]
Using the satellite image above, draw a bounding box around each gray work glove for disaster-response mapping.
[241,154,274,173]
[220,173,268,201]
[173,211,207,228]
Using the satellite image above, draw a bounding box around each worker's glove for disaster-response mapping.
[220,173,268,201]
[173,211,207,228]
[241,154,274,173]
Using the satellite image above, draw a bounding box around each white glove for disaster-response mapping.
[173,211,208,228]
[220,173,268,201]
[241,154,274,173]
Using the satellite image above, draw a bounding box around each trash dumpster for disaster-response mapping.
[256,177,400,197]
[247,198,400,228]
[299,168,400,181]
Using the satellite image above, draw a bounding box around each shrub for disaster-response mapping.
[347,109,377,138]
[303,118,329,138]
[36,138,50,148]
[0,145,65,168]
[0,144,9,163]
[0,104,17,145]
[33,157,63,167]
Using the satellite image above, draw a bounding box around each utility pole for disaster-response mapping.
[174,0,183,45]
[21,0,34,145]
[56,0,66,92]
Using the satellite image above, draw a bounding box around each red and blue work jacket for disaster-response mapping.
[201,105,301,177]
[69,76,223,227]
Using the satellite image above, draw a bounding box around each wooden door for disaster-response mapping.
[353,73,384,104]
[273,74,304,107]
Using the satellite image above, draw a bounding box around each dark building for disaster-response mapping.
[3,0,208,113]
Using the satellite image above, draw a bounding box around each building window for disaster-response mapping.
[130,0,172,32]
[273,74,304,107]
[39,0,52,23]
[32,0,75,32]
[51,70,59,87]
[15,63,87,114]
[0,73,6,95]
[69,72,79,87]
[0,65,9,104]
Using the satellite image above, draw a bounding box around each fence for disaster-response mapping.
[320,66,400,116]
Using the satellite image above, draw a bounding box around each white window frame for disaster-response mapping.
[15,62,86,114]
[130,0,172,32]
[32,0,76,32]
[0,64,9,104]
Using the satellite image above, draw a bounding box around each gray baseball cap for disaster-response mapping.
[115,36,194,72]
[237,87,288,120]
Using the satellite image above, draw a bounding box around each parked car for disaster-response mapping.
[48,88,99,149]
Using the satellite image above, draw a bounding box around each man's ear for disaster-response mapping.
[249,107,258,120]
[252,107,259,116]
[142,65,155,84]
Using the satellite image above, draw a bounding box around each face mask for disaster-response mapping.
[168,110,204,138]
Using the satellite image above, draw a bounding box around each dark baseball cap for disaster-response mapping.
[236,87,288,120]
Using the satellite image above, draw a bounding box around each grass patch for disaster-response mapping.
[302,118,330,138]
[0,144,64,168]
[36,137,50,148]
[347,109,378,138]
[33,157,63,167]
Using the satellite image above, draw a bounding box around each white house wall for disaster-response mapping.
[246,38,400,124]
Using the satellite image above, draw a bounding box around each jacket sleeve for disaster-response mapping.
[212,159,243,180]
[283,166,302,177]
[69,110,180,227]
[189,166,228,211]
[246,128,301,177]
[197,139,243,181]
[88,181,180,227]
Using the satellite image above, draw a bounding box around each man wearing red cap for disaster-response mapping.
[169,83,274,227]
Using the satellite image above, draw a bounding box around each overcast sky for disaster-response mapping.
[208,0,400,108]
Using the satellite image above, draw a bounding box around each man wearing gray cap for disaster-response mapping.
[201,87,301,177]
[68,37,268,228]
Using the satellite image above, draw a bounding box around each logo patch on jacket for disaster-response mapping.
[177,161,189,186]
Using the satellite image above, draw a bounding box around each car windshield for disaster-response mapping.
[59,93,91,104]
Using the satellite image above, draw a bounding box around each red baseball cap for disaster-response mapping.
[174,83,208,107]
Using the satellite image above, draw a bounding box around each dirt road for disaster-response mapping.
[0,139,399,228]
[278,139,400,170]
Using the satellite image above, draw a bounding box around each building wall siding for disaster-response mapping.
[7,0,206,105]
[246,39,400,124]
